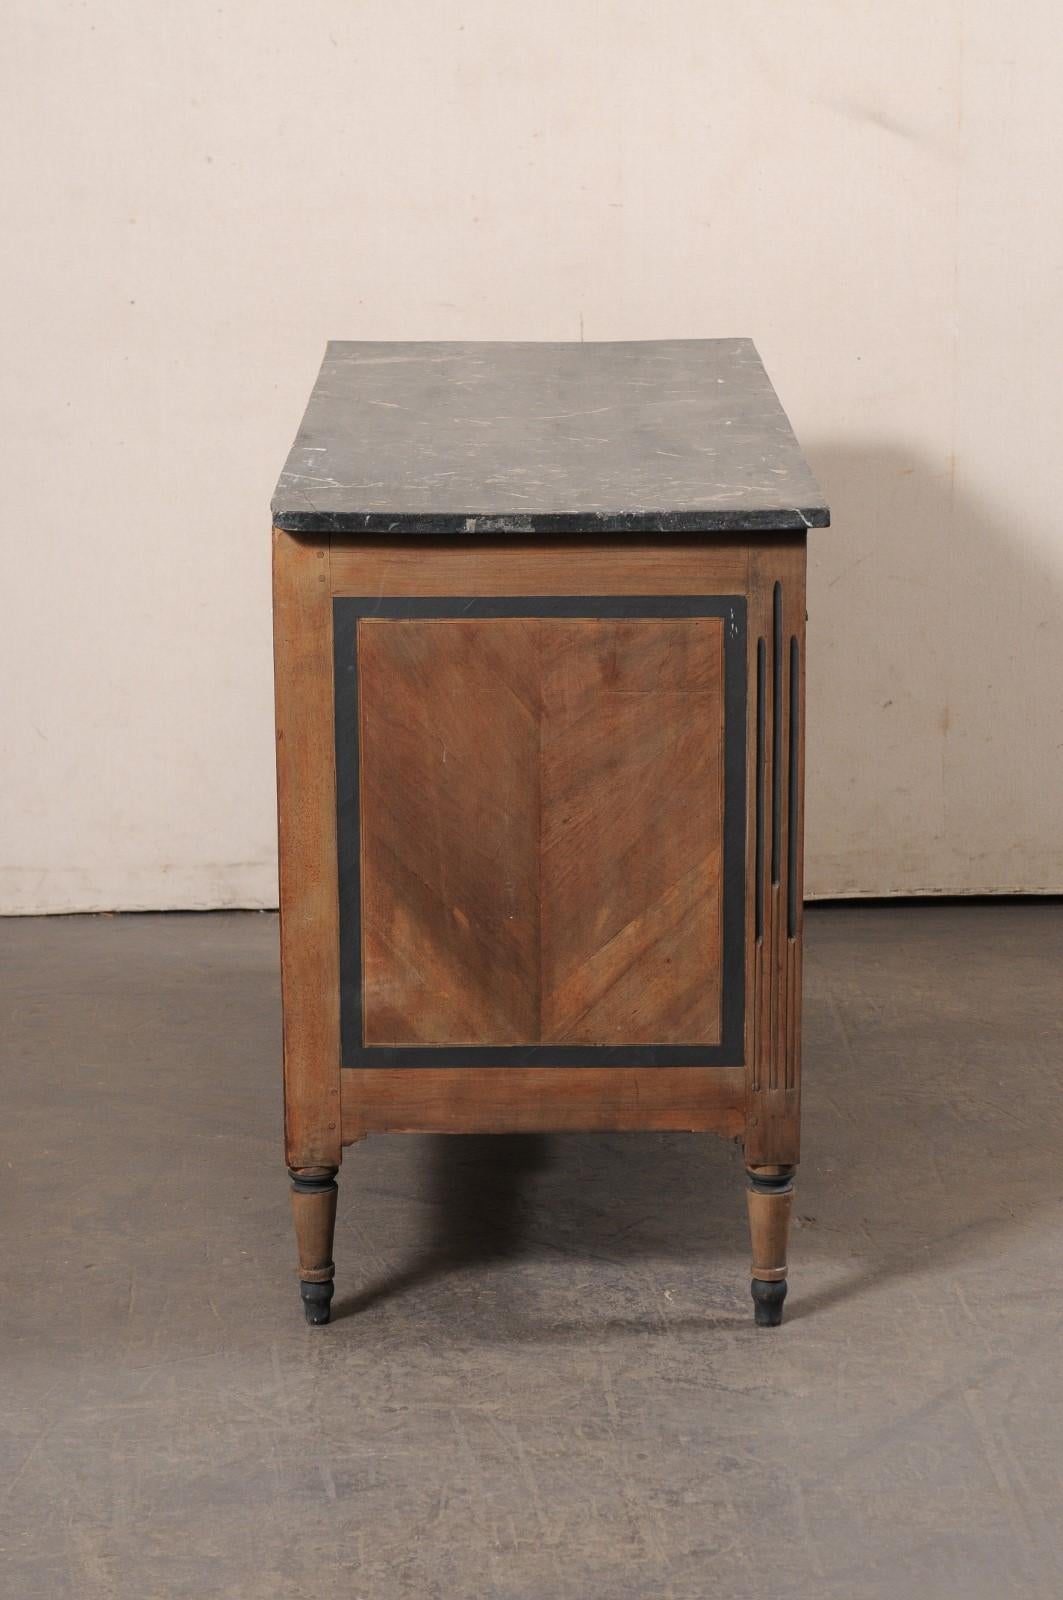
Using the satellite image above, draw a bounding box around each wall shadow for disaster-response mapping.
[334,440,1063,1332]
[802,440,1062,896]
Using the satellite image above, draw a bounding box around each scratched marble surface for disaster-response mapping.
[2,906,1061,1600]
[271,339,829,535]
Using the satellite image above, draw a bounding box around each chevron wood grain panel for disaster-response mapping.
[358,617,541,1044]
[357,614,725,1049]
[539,618,724,1044]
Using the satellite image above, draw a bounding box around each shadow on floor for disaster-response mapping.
[333,901,1063,1329]
[334,1133,560,1319]
[331,1123,1043,1331]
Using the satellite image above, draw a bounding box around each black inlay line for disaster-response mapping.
[332,604,364,1055]
[771,582,782,886]
[337,594,741,620]
[787,635,800,938]
[755,637,766,943]
[333,595,747,1069]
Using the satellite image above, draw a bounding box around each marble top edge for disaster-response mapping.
[270,507,830,533]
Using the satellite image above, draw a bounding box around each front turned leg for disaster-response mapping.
[746,1165,794,1327]
[289,1166,339,1325]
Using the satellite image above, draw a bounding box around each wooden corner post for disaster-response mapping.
[272,528,342,1174]
[743,537,806,1321]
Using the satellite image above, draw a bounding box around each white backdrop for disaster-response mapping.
[3,1,1061,912]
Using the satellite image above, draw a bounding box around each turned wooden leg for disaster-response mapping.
[746,1165,794,1327]
[289,1166,338,1325]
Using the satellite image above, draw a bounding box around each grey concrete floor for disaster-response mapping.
[2,905,1062,1600]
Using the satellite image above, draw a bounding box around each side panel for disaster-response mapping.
[318,537,772,1141]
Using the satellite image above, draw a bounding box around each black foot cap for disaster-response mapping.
[752,1279,787,1328]
[300,1280,334,1326]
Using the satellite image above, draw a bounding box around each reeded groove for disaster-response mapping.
[787,635,800,939]
[755,638,766,942]
[771,583,782,885]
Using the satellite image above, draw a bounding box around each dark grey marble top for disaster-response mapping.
[271,339,828,535]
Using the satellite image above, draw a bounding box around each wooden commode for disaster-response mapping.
[271,339,830,1327]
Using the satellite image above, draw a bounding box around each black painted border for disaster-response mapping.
[333,596,747,1068]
